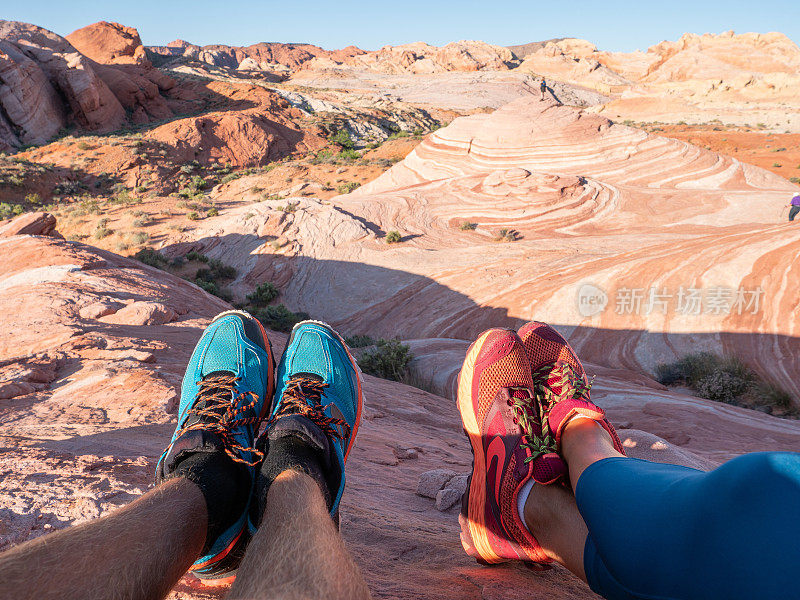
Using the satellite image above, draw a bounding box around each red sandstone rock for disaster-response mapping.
[66,21,150,66]
[0,212,59,237]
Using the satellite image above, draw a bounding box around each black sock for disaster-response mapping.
[256,434,332,523]
[172,451,250,554]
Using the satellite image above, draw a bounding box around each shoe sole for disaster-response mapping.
[456,329,505,564]
[286,319,364,461]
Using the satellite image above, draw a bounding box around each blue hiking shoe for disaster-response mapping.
[155,310,275,580]
[254,320,363,523]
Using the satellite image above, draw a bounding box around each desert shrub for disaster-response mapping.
[696,371,749,403]
[278,202,298,213]
[77,141,90,151]
[111,187,138,205]
[337,149,361,162]
[329,129,354,149]
[358,338,413,381]
[772,147,787,152]
[345,334,376,348]
[496,228,520,242]
[459,221,477,231]
[220,173,241,185]
[387,131,410,140]
[312,149,335,164]
[131,232,149,245]
[186,251,209,263]
[134,247,168,269]
[93,223,112,239]
[0,203,24,219]
[187,211,201,220]
[194,278,224,298]
[180,164,195,174]
[656,352,796,415]
[132,216,150,227]
[196,258,236,283]
[385,230,402,243]
[773,163,782,168]
[207,207,219,217]
[25,193,42,205]
[253,304,309,333]
[247,282,279,306]
[791,177,800,184]
[337,182,361,194]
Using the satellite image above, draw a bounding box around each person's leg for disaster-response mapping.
[228,320,369,599]
[789,205,799,221]
[562,419,800,600]
[228,470,370,600]
[0,477,206,600]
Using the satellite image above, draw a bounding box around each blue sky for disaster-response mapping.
[5,0,800,52]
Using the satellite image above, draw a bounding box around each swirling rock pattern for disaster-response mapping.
[185,97,800,404]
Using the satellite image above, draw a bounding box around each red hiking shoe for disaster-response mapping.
[456,328,550,566]
[517,321,625,477]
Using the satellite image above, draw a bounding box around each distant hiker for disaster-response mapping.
[788,192,800,221]
[540,78,547,99]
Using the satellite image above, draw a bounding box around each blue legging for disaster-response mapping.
[577,452,800,600]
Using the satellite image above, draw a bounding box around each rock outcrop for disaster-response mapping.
[0,21,179,150]
[66,21,150,65]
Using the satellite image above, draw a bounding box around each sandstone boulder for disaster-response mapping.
[0,211,59,237]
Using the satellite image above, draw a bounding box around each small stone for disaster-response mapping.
[416,468,457,499]
[435,487,462,511]
[394,447,419,460]
[446,474,469,497]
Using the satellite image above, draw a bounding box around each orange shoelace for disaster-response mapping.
[171,373,264,466]
[267,376,350,442]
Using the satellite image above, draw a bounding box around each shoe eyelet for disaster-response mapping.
[506,399,513,406]
[512,417,518,424]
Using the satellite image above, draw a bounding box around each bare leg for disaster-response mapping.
[228,470,371,600]
[0,477,206,600]
[522,418,625,582]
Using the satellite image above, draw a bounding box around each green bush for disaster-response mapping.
[0,203,24,219]
[311,149,335,164]
[459,221,477,231]
[186,251,209,263]
[773,162,782,168]
[134,247,168,269]
[358,338,413,381]
[656,352,796,414]
[385,230,402,243]
[196,258,236,283]
[25,193,42,205]
[131,232,149,245]
[207,207,219,217]
[337,182,361,194]
[247,282,279,306]
[187,211,201,220]
[345,335,376,348]
[696,371,749,403]
[253,304,309,333]
[337,149,361,162]
[329,129,354,149]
